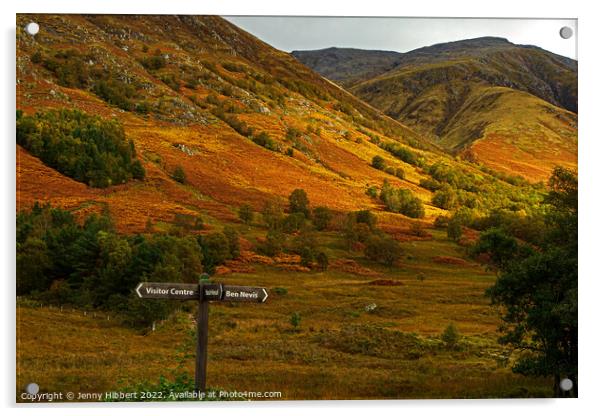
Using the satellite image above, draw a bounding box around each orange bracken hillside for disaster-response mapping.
[16,14,451,232]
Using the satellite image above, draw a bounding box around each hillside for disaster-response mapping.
[16,14,562,400]
[291,47,403,88]
[293,38,578,182]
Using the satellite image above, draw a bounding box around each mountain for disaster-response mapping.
[293,37,577,181]
[15,14,439,234]
[291,47,403,88]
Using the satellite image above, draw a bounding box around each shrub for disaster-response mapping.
[281,212,306,233]
[238,204,254,224]
[355,210,377,231]
[252,131,277,151]
[42,49,89,88]
[316,252,329,271]
[223,226,240,259]
[262,201,284,230]
[432,184,458,210]
[140,54,166,71]
[366,186,378,198]
[447,219,463,242]
[17,109,144,188]
[365,235,402,267]
[371,155,386,170]
[380,180,425,218]
[380,142,418,166]
[420,178,442,191]
[312,206,332,231]
[384,166,396,176]
[395,168,406,180]
[92,79,138,111]
[172,165,186,184]
[434,215,449,229]
[257,229,285,257]
[197,232,231,274]
[289,188,310,218]
[290,312,301,329]
[441,323,460,348]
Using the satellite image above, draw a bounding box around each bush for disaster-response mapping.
[172,165,186,184]
[290,312,301,329]
[434,215,449,229]
[17,109,144,188]
[140,53,166,71]
[432,184,458,210]
[380,142,419,166]
[92,79,137,111]
[42,49,89,88]
[380,181,424,218]
[365,234,402,267]
[257,229,285,257]
[238,204,254,224]
[447,219,463,242]
[371,155,386,170]
[312,206,332,231]
[262,201,284,230]
[366,186,378,198]
[441,323,460,348]
[197,232,231,274]
[395,168,406,180]
[289,189,310,218]
[316,252,329,271]
[355,210,377,231]
[252,131,278,151]
[223,226,240,259]
[281,212,306,233]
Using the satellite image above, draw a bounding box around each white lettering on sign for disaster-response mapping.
[205,289,219,296]
[146,287,168,295]
[170,288,195,296]
[225,290,258,299]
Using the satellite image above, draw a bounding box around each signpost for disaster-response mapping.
[135,281,268,395]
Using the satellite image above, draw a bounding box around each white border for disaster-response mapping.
[3,1,602,415]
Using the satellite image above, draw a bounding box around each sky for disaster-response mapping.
[224,17,577,59]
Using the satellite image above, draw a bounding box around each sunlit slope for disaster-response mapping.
[17,14,455,232]
[295,38,577,181]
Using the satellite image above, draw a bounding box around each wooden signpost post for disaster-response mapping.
[135,281,268,395]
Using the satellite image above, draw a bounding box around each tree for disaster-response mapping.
[484,167,577,396]
[238,203,254,225]
[258,229,285,257]
[262,201,284,230]
[172,165,186,184]
[312,206,332,231]
[364,234,402,267]
[288,188,310,218]
[371,155,386,170]
[432,184,458,210]
[447,218,463,242]
[223,226,240,259]
[197,233,230,274]
[16,109,144,188]
[441,323,460,348]
[316,252,329,271]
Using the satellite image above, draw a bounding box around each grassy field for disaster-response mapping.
[16,229,552,401]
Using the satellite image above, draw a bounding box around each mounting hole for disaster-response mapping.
[25,22,39,36]
[559,26,573,40]
[560,378,573,391]
[25,382,40,395]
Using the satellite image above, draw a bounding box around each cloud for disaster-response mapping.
[224,16,577,59]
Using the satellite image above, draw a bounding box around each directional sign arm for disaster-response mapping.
[221,285,269,303]
[135,282,199,300]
